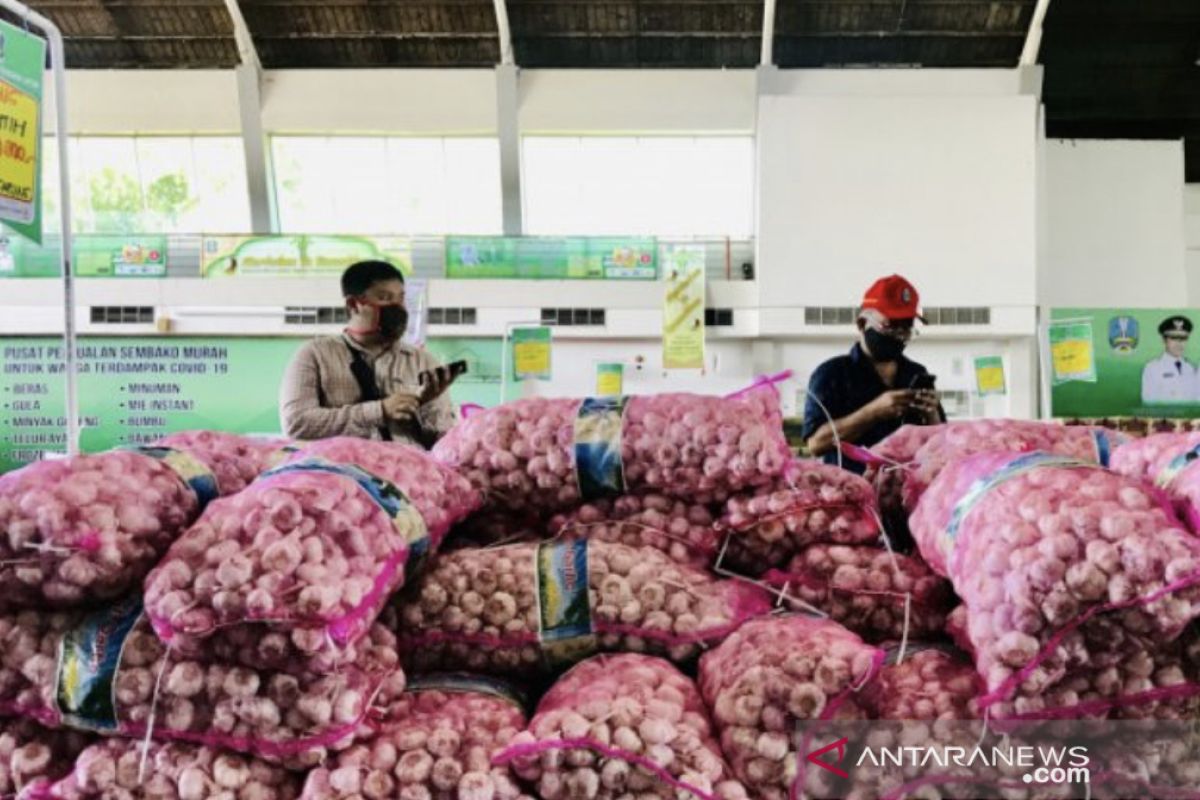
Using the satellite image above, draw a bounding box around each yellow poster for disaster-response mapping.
[596,363,623,396]
[0,79,38,225]
[973,356,1006,396]
[663,245,706,370]
[512,326,552,381]
[1047,319,1097,384]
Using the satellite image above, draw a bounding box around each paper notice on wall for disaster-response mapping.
[595,362,623,396]
[973,356,1006,396]
[662,245,705,371]
[1048,319,1097,385]
[512,326,552,381]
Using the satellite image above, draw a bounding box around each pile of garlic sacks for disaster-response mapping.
[5,384,1200,800]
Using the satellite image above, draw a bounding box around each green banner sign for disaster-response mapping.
[0,234,169,278]
[0,21,46,243]
[0,335,516,473]
[447,236,657,280]
[1050,308,1200,419]
[201,235,413,278]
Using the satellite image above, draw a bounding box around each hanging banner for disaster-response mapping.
[446,236,657,280]
[595,362,624,397]
[200,235,413,278]
[1049,308,1200,419]
[511,326,552,381]
[662,244,706,370]
[0,234,169,278]
[404,278,428,345]
[0,21,46,243]
[973,356,1006,396]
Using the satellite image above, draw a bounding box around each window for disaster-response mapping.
[522,136,754,237]
[39,136,251,234]
[271,137,503,235]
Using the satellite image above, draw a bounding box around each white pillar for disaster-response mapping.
[496,63,523,236]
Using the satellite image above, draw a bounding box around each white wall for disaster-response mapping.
[519,71,755,133]
[1042,139,1186,307]
[261,70,499,134]
[756,90,1039,309]
[1186,185,1200,304]
[46,71,241,133]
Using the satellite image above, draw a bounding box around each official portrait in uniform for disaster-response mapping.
[1142,315,1199,405]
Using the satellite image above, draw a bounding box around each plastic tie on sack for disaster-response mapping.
[1155,443,1200,490]
[535,539,597,668]
[945,452,1094,544]
[404,672,529,714]
[122,445,219,511]
[573,396,629,501]
[54,595,144,733]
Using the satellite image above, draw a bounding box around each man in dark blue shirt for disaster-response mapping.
[803,275,943,472]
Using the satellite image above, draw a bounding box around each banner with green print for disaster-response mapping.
[1050,308,1200,419]
[446,236,657,280]
[201,235,413,278]
[0,335,517,473]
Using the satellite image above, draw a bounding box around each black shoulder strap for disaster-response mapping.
[345,340,393,441]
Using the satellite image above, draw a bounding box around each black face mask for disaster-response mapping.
[376,304,409,340]
[864,328,906,362]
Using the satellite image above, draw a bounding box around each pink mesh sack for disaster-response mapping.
[431,376,792,516]
[497,654,747,800]
[900,420,1121,513]
[0,719,95,799]
[547,494,721,569]
[1110,431,1200,534]
[145,440,477,671]
[718,460,881,576]
[391,540,771,675]
[910,450,1200,719]
[22,739,304,800]
[0,448,217,608]
[303,674,530,800]
[154,431,293,497]
[762,544,953,643]
[0,598,406,769]
[697,616,884,800]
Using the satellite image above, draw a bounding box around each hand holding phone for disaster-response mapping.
[418,360,468,403]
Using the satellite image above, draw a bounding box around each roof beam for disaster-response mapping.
[761,0,776,64]
[223,0,260,71]
[1020,0,1052,65]
[493,0,514,64]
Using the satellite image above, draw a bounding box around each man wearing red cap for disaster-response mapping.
[803,275,943,470]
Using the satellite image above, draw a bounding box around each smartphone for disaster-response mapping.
[420,360,469,385]
[909,373,937,391]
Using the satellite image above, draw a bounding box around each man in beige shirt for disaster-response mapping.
[279,261,459,448]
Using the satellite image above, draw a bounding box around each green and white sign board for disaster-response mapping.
[0,234,168,278]
[1049,308,1200,418]
[0,336,518,473]
[447,236,658,280]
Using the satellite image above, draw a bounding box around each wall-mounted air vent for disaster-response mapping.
[428,308,478,325]
[284,307,349,325]
[90,306,154,324]
[803,307,991,326]
[705,308,734,327]
[804,307,857,325]
[541,308,606,326]
[922,307,990,325]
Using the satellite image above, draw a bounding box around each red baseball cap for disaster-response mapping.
[861,274,924,322]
